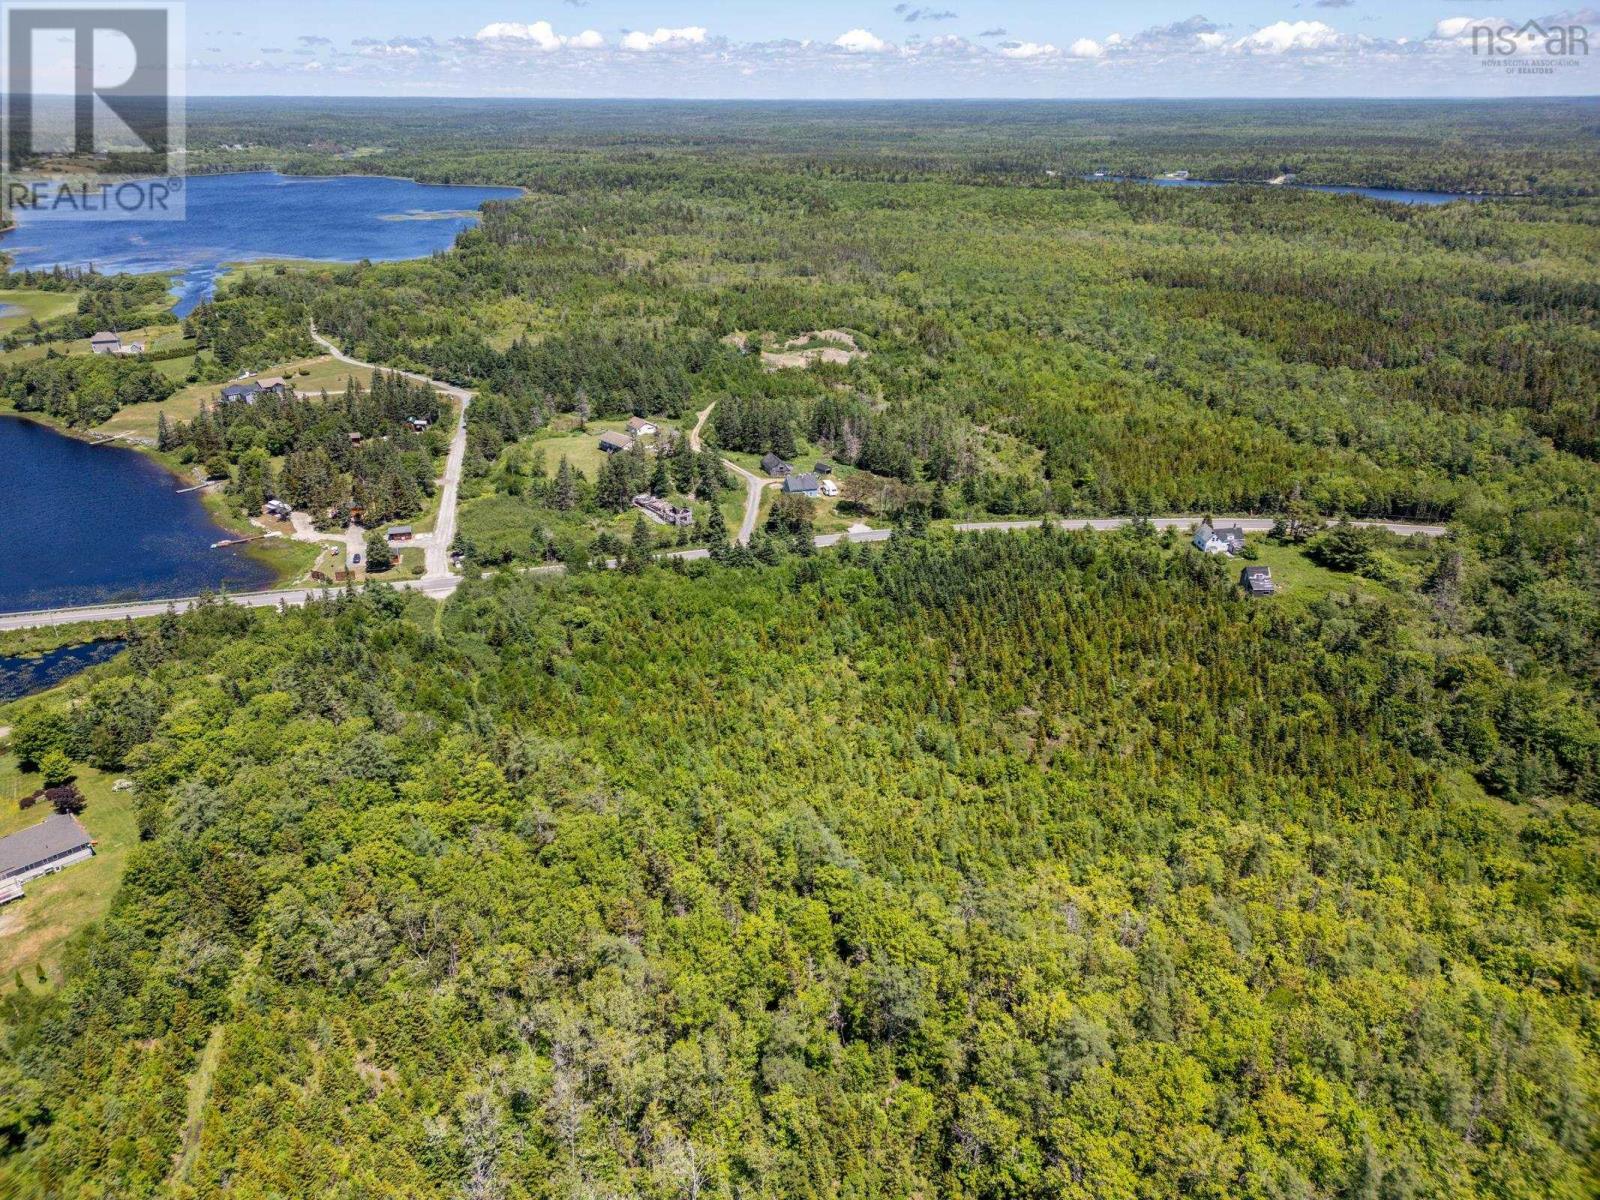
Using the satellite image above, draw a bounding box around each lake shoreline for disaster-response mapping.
[0,410,310,593]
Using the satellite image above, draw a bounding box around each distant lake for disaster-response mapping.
[0,639,125,701]
[1088,176,1483,206]
[0,172,522,315]
[0,415,275,614]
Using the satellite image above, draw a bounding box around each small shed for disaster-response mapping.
[1240,565,1276,596]
[348,431,364,445]
[814,461,834,475]
[388,525,414,542]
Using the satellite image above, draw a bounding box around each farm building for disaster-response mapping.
[599,431,634,454]
[89,331,120,354]
[761,453,794,477]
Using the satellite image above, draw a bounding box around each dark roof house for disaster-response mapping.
[0,813,95,886]
[220,382,261,403]
[761,453,794,476]
[1240,566,1276,596]
[782,473,821,496]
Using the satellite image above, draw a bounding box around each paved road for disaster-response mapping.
[309,324,473,579]
[689,400,769,545]
[0,497,1447,635]
[0,576,463,631]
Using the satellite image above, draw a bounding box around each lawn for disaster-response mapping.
[755,484,860,537]
[97,354,377,441]
[0,288,78,335]
[532,417,669,480]
[1238,539,1396,609]
[721,434,837,481]
[0,752,138,995]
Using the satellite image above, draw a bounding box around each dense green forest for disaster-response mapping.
[185,98,1600,195]
[2,101,1598,1197]
[2,530,1596,1197]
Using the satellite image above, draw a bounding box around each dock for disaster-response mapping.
[210,531,283,549]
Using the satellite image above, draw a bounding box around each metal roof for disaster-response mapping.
[0,813,93,880]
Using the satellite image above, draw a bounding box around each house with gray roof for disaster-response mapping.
[761,453,794,477]
[1193,521,1247,556]
[220,381,262,403]
[0,813,95,889]
[599,431,634,454]
[782,472,821,497]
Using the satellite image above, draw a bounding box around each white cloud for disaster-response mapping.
[1233,20,1343,52]
[621,25,707,51]
[1000,39,1060,57]
[834,28,890,52]
[1066,38,1102,58]
[1432,15,1504,39]
[1196,31,1227,48]
[475,21,604,50]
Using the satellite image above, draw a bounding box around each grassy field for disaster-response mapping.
[0,753,137,995]
[0,289,78,335]
[93,353,376,441]
[754,482,859,536]
[0,320,188,367]
[1246,538,1395,610]
[459,411,745,563]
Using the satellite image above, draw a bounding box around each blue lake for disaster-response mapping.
[0,415,276,614]
[0,639,126,702]
[1089,176,1481,205]
[0,171,522,315]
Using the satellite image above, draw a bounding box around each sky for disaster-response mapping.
[37,0,1600,97]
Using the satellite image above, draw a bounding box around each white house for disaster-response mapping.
[1193,521,1246,555]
